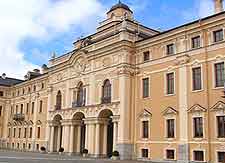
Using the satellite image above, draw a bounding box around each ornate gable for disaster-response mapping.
[188,104,206,113]
[210,101,225,111]
[162,107,178,116]
[138,109,152,119]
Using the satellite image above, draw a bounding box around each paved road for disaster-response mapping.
[0,151,147,163]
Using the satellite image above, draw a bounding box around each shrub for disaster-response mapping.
[82,149,88,154]
[59,147,64,153]
[112,151,119,157]
[40,146,46,151]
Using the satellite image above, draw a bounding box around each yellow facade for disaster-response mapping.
[0,1,225,162]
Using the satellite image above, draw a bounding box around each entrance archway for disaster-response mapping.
[98,109,113,157]
[71,112,85,154]
[52,114,62,152]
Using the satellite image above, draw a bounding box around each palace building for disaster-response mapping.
[1,0,225,162]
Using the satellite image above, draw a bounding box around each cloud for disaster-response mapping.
[0,0,104,79]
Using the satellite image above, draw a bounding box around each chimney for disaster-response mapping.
[214,0,224,14]
[1,73,6,79]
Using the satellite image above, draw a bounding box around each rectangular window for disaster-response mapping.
[167,43,175,55]
[142,121,149,138]
[142,78,149,98]
[192,36,201,49]
[20,104,23,114]
[193,117,203,138]
[167,119,175,138]
[192,67,202,90]
[217,116,225,138]
[166,149,175,160]
[0,106,2,116]
[24,128,27,138]
[194,150,204,161]
[36,144,39,150]
[37,127,40,139]
[23,143,25,149]
[39,100,43,113]
[28,144,31,149]
[218,152,225,163]
[143,51,150,62]
[8,128,11,137]
[141,149,148,158]
[0,91,3,97]
[166,73,175,95]
[26,103,29,114]
[213,29,224,42]
[215,62,225,87]
[18,128,21,138]
[29,127,32,138]
[31,102,34,114]
[13,128,16,138]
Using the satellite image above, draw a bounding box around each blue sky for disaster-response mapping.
[0,0,222,78]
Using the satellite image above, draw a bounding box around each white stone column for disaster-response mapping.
[85,124,89,150]
[113,121,118,151]
[46,86,53,150]
[95,123,100,156]
[76,125,81,153]
[49,126,54,153]
[57,126,61,151]
[63,125,70,153]
[32,94,39,151]
[102,124,108,155]
[88,123,95,155]
[69,125,75,153]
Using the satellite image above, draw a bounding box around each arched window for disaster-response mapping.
[76,82,86,107]
[56,91,62,110]
[102,79,111,104]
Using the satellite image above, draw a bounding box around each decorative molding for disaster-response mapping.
[174,54,190,65]
[188,104,207,113]
[162,107,178,116]
[138,109,152,119]
[210,101,225,111]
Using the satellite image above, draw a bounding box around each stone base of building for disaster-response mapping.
[117,143,133,160]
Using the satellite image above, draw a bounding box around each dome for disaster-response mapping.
[107,1,133,14]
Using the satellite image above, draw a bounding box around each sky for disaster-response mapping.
[0,0,224,79]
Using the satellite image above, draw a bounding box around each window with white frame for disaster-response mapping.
[166,149,175,160]
[215,62,225,88]
[193,117,203,138]
[218,152,225,163]
[142,121,149,138]
[167,43,175,55]
[166,72,175,95]
[166,119,175,138]
[142,78,149,98]
[213,29,224,43]
[141,149,149,158]
[193,150,204,162]
[217,115,225,138]
[143,51,150,62]
[191,36,201,49]
[192,67,202,91]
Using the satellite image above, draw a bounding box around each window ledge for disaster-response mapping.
[165,94,176,97]
[191,89,204,93]
[142,97,151,100]
[213,87,224,90]
[216,138,225,141]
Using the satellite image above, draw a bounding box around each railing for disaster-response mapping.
[13,114,25,121]
[72,100,85,108]
[101,97,111,104]
[55,105,61,110]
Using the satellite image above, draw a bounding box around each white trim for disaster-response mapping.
[139,147,150,160]
[214,113,225,140]
[189,34,202,50]
[210,27,225,45]
[190,64,204,92]
[192,149,206,162]
[164,148,177,160]
[212,60,225,89]
[164,117,176,140]
[140,76,151,99]
[191,115,205,140]
[140,117,151,140]
[164,71,176,96]
[216,150,225,163]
